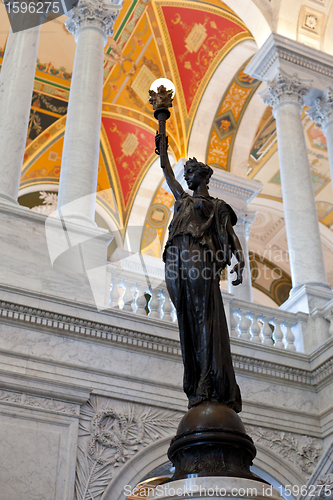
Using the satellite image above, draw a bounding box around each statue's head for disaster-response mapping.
[185,158,213,186]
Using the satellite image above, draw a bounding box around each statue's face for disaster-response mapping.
[184,163,202,191]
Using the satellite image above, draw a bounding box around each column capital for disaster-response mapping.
[259,71,311,115]
[65,0,123,39]
[307,87,333,131]
[235,209,257,240]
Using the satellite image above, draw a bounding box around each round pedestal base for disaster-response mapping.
[147,477,280,499]
[167,402,263,482]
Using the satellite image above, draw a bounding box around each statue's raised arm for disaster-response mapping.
[154,132,184,200]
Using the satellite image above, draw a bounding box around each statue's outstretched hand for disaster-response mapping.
[155,131,168,156]
[230,262,245,286]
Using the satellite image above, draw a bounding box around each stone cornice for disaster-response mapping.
[209,179,256,202]
[0,388,79,416]
[0,299,182,356]
[210,169,263,204]
[1,299,333,388]
[246,33,333,92]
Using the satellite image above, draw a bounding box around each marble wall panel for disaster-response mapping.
[0,406,78,500]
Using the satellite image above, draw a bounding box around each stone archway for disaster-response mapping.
[102,436,172,500]
[221,0,272,47]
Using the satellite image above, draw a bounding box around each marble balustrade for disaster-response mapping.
[108,265,333,354]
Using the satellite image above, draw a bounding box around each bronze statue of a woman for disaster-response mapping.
[156,138,245,412]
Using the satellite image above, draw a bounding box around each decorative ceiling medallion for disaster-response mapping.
[215,110,236,141]
[131,65,157,103]
[298,6,325,38]
[305,13,318,30]
[184,23,207,53]
[121,133,139,156]
[148,204,169,227]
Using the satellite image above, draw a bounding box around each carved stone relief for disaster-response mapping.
[247,425,323,479]
[74,398,324,500]
[0,389,78,415]
[75,397,180,500]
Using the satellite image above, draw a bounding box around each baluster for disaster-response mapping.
[148,287,160,319]
[249,312,261,343]
[160,288,173,321]
[272,319,284,349]
[230,309,238,338]
[118,281,125,310]
[120,280,134,312]
[259,315,274,346]
[161,289,173,322]
[233,309,241,338]
[236,310,251,341]
[109,278,120,309]
[157,290,165,320]
[170,298,177,323]
[135,284,148,316]
[283,321,296,351]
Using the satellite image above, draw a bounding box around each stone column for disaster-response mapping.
[307,87,333,186]
[57,0,122,225]
[260,72,328,292]
[228,210,256,302]
[0,6,46,204]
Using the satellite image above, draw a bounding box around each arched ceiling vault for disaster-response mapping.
[0,0,333,304]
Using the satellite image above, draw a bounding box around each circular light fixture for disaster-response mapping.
[150,78,176,96]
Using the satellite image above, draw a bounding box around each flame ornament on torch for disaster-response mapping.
[149,78,175,169]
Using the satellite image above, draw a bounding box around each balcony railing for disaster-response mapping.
[108,256,333,354]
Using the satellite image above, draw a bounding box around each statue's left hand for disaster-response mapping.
[230,262,245,286]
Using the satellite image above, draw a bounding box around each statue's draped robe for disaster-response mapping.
[163,192,242,412]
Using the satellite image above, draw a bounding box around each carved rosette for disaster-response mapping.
[307,87,333,133]
[260,72,311,116]
[65,0,123,38]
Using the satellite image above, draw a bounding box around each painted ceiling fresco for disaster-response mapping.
[0,0,332,305]
[248,108,333,230]
[206,62,260,169]
[0,0,251,230]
